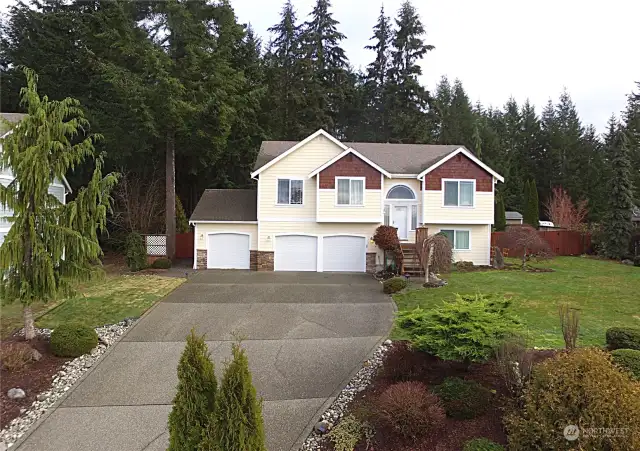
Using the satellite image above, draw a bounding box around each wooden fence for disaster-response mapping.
[492,229,591,258]
[176,232,194,259]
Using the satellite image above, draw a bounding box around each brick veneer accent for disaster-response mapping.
[424,154,492,191]
[366,253,377,273]
[196,249,207,269]
[319,153,382,189]
[256,251,274,271]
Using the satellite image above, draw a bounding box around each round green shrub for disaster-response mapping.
[125,232,147,271]
[151,258,172,269]
[611,348,640,380]
[431,377,491,419]
[463,438,504,451]
[504,348,640,450]
[634,256,640,267]
[383,277,408,294]
[606,326,640,350]
[50,323,99,357]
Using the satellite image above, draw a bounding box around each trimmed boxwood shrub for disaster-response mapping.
[463,438,504,451]
[431,377,491,420]
[151,258,172,269]
[504,348,640,450]
[606,326,640,350]
[611,349,640,380]
[383,277,408,294]
[50,323,99,357]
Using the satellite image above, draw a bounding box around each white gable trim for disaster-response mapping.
[250,129,349,178]
[417,147,504,183]
[307,147,391,179]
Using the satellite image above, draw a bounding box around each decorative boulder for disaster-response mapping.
[7,388,25,399]
[493,246,505,269]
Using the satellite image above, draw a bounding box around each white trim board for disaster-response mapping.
[417,147,504,183]
[190,220,258,225]
[307,147,391,178]
[251,129,349,178]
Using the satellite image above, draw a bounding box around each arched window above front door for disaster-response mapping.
[386,185,416,199]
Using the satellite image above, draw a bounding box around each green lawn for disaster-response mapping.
[1,275,184,337]
[392,257,640,348]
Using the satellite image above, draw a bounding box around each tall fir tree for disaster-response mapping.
[622,82,640,204]
[522,180,531,224]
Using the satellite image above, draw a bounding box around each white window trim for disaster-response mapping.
[439,228,472,251]
[335,176,365,207]
[386,184,417,200]
[276,177,305,206]
[442,178,476,208]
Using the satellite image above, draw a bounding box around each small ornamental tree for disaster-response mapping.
[373,225,402,270]
[418,233,453,283]
[544,186,588,231]
[168,330,217,451]
[503,224,552,269]
[0,68,118,340]
[495,195,507,232]
[215,342,266,451]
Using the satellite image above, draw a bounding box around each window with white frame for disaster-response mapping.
[277,178,303,205]
[443,180,474,207]
[336,177,364,205]
[440,229,470,250]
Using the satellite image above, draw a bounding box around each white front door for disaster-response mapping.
[274,235,318,271]
[323,236,366,272]
[393,206,408,240]
[207,233,250,269]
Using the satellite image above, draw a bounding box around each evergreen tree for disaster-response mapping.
[0,68,119,339]
[622,82,640,204]
[168,330,217,451]
[524,179,540,228]
[522,180,531,224]
[495,195,507,232]
[602,128,635,259]
[215,343,266,451]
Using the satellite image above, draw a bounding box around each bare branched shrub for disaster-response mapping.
[545,187,589,231]
[559,303,580,350]
[503,225,552,269]
[418,233,453,283]
[111,171,164,234]
[495,334,532,397]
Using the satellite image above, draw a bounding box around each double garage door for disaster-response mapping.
[274,235,366,272]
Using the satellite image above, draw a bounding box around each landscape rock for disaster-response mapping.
[7,389,25,400]
[314,421,331,434]
[30,349,42,362]
[493,246,505,269]
[622,259,634,266]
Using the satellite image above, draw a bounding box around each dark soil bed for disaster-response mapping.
[0,337,70,429]
[323,342,557,451]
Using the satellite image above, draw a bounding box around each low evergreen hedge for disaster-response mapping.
[50,323,98,357]
[611,348,640,380]
[606,327,640,350]
[151,258,172,269]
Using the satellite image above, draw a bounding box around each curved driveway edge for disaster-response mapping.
[16,271,394,451]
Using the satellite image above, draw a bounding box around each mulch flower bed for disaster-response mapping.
[0,337,70,430]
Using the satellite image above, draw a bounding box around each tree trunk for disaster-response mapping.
[23,305,35,340]
[166,130,176,260]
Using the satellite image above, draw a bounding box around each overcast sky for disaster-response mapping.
[1,0,638,133]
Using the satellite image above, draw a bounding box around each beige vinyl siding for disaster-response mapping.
[194,223,258,250]
[423,191,494,224]
[258,135,343,221]
[425,223,491,265]
[317,189,382,222]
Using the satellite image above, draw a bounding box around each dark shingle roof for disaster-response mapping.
[190,189,257,222]
[254,141,462,174]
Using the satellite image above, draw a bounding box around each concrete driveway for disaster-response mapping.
[16,272,394,451]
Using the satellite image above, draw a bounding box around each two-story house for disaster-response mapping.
[189,129,503,272]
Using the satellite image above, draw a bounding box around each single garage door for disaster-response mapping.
[275,235,317,271]
[207,233,250,269]
[323,235,366,272]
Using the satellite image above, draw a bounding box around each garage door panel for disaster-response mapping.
[208,233,250,269]
[323,236,366,272]
[275,235,317,272]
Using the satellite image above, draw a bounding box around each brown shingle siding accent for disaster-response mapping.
[319,154,382,189]
[424,154,493,192]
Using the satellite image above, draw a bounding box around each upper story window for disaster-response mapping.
[443,179,474,207]
[336,177,364,206]
[386,185,416,199]
[277,178,303,205]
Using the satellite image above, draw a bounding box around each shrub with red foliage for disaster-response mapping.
[373,381,446,440]
[503,225,552,269]
[373,225,402,269]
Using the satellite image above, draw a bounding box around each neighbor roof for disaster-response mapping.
[0,112,27,136]
[506,211,523,220]
[255,141,461,174]
[190,189,257,222]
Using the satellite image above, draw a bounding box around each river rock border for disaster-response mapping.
[0,318,137,449]
[300,339,393,451]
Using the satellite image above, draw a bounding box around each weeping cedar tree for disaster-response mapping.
[0,68,118,340]
[213,342,266,451]
[168,329,217,451]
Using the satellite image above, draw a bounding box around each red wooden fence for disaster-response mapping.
[176,232,194,259]
[492,230,591,258]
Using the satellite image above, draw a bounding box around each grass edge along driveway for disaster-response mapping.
[392,257,640,348]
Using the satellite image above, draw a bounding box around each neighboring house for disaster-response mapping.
[505,211,523,225]
[0,113,70,245]
[190,129,503,272]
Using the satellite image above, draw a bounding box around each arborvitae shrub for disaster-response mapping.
[125,232,147,271]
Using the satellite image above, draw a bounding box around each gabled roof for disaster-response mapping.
[416,147,504,182]
[190,189,257,222]
[506,211,523,220]
[308,147,392,178]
